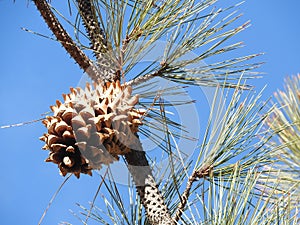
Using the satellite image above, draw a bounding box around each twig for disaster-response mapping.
[125,63,168,86]
[173,165,212,222]
[0,118,44,129]
[119,35,131,81]
[33,0,100,81]
[126,73,158,86]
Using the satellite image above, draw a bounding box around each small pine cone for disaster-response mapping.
[40,80,145,178]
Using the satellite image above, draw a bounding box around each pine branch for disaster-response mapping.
[33,0,100,81]
[126,65,165,86]
[267,74,300,167]
[125,139,175,225]
[34,1,174,223]
[77,0,118,81]
[173,165,212,222]
[74,2,175,222]
[77,0,107,55]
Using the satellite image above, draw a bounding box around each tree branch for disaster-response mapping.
[125,139,175,225]
[77,0,107,56]
[77,0,118,82]
[173,165,212,222]
[126,62,168,86]
[33,0,100,81]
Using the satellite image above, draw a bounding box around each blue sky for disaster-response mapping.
[0,1,300,224]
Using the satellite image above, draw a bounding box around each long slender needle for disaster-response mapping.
[38,174,72,225]
[84,168,109,224]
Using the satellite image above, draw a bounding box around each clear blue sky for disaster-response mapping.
[0,1,300,224]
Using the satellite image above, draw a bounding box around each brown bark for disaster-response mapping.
[33,0,100,81]
[125,140,175,225]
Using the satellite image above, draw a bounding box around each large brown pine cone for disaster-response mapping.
[40,81,145,178]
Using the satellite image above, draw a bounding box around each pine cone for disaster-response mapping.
[40,81,145,178]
